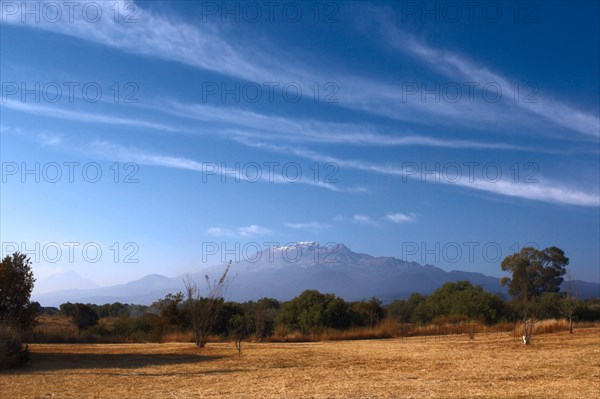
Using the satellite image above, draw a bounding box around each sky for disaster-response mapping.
[0,0,599,289]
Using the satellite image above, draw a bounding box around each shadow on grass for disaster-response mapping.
[7,350,228,373]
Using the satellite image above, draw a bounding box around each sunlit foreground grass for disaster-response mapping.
[2,328,598,398]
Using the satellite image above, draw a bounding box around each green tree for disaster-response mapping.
[156,293,185,327]
[278,290,356,334]
[574,299,600,321]
[0,253,35,369]
[387,293,425,323]
[254,298,278,342]
[229,313,254,356]
[324,296,356,330]
[72,304,99,331]
[95,302,128,318]
[214,301,246,336]
[411,281,504,325]
[60,302,76,317]
[283,290,328,334]
[0,253,37,331]
[108,302,128,317]
[353,297,385,328]
[534,292,563,319]
[500,246,568,344]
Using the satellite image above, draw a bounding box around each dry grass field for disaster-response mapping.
[1,328,599,399]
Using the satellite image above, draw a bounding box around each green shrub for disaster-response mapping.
[73,304,100,330]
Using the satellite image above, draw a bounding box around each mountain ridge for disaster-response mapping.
[32,243,600,306]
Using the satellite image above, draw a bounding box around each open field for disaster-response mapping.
[1,328,599,399]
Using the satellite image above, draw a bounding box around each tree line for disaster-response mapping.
[41,280,599,341]
[2,246,600,367]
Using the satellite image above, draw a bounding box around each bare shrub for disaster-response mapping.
[184,261,233,348]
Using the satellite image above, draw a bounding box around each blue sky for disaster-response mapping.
[1,0,599,288]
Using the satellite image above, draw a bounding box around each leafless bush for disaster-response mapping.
[184,260,233,348]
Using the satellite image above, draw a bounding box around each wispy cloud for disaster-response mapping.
[7,1,596,140]
[238,225,271,237]
[409,44,600,138]
[207,224,271,237]
[333,212,416,225]
[36,132,63,146]
[385,212,416,223]
[5,126,368,193]
[2,1,270,83]
[236,139,600,207]
[364,8,600,138]
[353,214,377,225]
[0,124,63,146]
[2,99,180,132]
[3,94,527,152]
[285,221,330,231]
[206,227,233,237]
[165,101,525,151]
[84,139,363,193]
[333,214,378,225]
[4,2,597,207]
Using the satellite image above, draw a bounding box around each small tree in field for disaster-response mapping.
[184,260,233,348]
[561,274,577,334]
[500,246,568,345]
[229,313,253,356]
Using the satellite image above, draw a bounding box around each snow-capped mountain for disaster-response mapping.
[32,243,599,306]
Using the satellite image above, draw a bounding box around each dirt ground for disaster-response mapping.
[1,328,599,398]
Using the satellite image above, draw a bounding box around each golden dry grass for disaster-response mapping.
[1,328,599,398]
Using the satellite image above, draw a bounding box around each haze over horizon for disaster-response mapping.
[30,241,600,307]
[31,241,600,296]
[1,1,599,289]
